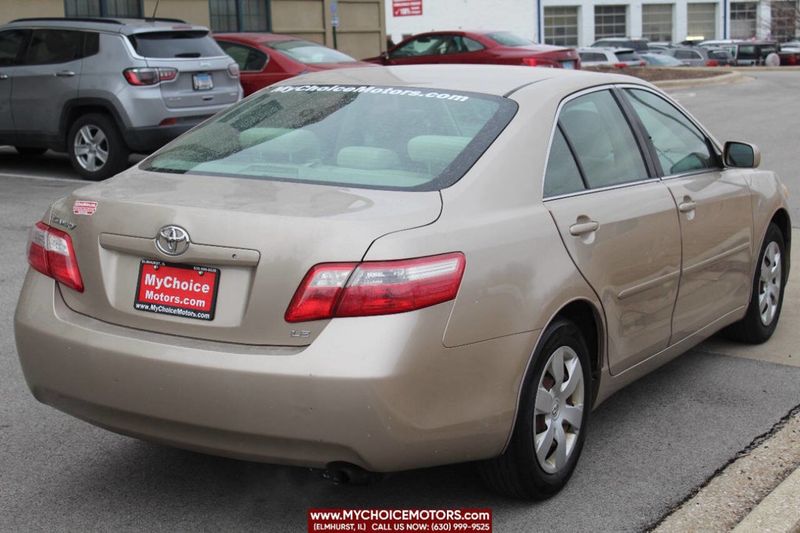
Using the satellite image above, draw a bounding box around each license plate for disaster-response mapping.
[192,72,214,91]
[134,260,220,321]
[562,61,575,70]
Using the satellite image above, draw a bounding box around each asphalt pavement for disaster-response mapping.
[0,71,799,532]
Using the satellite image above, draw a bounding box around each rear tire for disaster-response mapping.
[14,146,47,157]
[67,113,130,181]
[478,318,592,499]
[724,223,786,344]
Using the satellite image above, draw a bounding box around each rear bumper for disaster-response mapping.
[123,118,210,153]
[14,271,536,472]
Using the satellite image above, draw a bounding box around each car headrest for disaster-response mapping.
[251,129,321,163]
[407,135,472,174]
[336,146,401,170]
[239,127,293,148]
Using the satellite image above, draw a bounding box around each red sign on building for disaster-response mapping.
[393,0,423,17]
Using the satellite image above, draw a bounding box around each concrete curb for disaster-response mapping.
[733,467,800,532]
[654,70,746,89]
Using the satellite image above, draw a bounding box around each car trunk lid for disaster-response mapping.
[51,169,442,346]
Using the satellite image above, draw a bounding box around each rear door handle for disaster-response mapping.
[569,220,600,236]
[55,70,75,77]
[678,200,697,213]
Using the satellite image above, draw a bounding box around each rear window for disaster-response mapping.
[485,32,532,47]
[129,31,224,58]
[141,84,517,191]
[266,40,356,64]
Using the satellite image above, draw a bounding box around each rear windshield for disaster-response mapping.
[486,32,532,47]
[129,31,224,58]
[267,40,356,64]
[141,84,517,191]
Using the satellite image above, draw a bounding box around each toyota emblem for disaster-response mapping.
[155,225,191,256]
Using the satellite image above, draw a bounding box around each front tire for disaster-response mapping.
[67,113,130,181]
[724,223,786,344]
[478,318,592,499]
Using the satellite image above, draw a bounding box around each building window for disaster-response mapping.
[687,3,717,40]
[642,4,673,42]
[210,0,271,32]
[544,6,580,46]
[595,5,627,40]
[65,0,142,17]
[771,1,798,42]
[730,2,758,39]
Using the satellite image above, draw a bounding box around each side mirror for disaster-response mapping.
[382,51,390,63]
[724,141,761,169]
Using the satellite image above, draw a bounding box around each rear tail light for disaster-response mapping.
[706,59,720,67]
[123,67,178,86]
[639,60,646,66]
[522,57,539,67]
[613,62,628,69]
[285,252,466,322]
[27,221,84,292]
[227,62,240,78]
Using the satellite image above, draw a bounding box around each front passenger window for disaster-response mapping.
[623,89,717,175]
[558,90,650,189]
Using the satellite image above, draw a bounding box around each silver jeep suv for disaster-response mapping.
[0,17,242,180]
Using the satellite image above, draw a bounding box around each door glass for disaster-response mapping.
[0,30,28,66]
[544,127,586,197]
[558,90,649,189]
[624,88,717,175]
[218,41,268,71]
[24,30,84,65]
[391,35,448,57]
[462,37,484,52]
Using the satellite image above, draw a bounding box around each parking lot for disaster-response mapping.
[0,71,798,532]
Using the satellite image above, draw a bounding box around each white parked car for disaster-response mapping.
[578,47,645,68]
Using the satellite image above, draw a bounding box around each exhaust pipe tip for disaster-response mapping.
[322,462,381,486]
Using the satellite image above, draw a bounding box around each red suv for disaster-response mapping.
[365,30,580,69]
[214,33,375,96]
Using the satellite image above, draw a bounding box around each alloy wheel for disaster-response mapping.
[73,125,109,172]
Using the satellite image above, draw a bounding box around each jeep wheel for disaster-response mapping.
[68,114,130,181]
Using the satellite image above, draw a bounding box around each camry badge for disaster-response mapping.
[155,225,191,256]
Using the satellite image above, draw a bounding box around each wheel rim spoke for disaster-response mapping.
[535,387,554,415]
[535,422,555,464]
[553,424,567,470]
[562,404,583,430]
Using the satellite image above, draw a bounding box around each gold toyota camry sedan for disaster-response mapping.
[15,65,790,499]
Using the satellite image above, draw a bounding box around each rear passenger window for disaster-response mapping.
[24,30,84,65]
[0,29,27,66]
[544,128,585,197]
[558,90,649,189]
[623,89,717,175]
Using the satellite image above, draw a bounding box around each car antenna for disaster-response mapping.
[148,0,160,22]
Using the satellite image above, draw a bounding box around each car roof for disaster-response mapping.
[272,64,643,97]
[5,17,208,35]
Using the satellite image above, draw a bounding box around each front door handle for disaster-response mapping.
[55,70,76,77]
[569,220,600,236]
[678,200,697,213]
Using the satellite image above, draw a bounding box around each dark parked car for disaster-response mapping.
[732,41,779,65]
[215,33,375,96]
[662,46,732,66]
[365,30,580,69]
